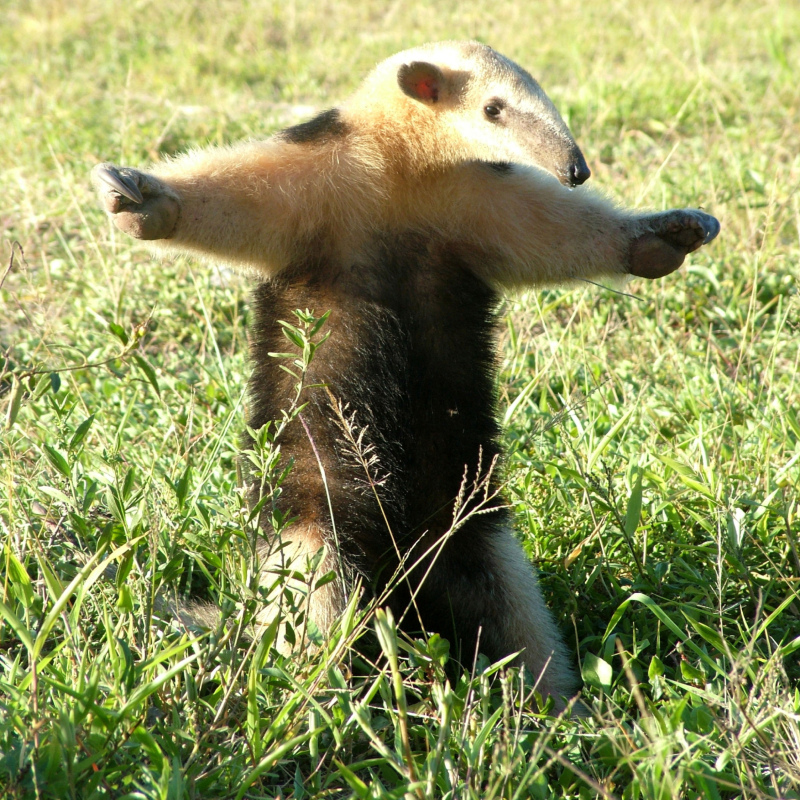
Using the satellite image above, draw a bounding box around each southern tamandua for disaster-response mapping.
[92,41,720,708]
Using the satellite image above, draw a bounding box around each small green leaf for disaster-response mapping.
[777,636,800,659]
[684,615,728,655]
[604,593,685,643]
[32,373,52,400]
[624,468,643,539]
[117,584,133,612]
[36,554,64,600]
[43,444,71,479]
[656,455,696,479]
[49,372,61,393]
[582,652,613,691]
[680,659,706,683]
[786,409,800,440]
[39,486,72,506]
[688,761,723,800]
[0,597,34,652]
[116,551,134,585]
[587,405,635,470]
[122,467,136,502]
[5,375,24,429]
[648,655,665,680]
[6,546,35,608]
[133,353,160,397]
[279,321,305,349]
[657,455,715,499]
[69,414,95,451]
[374,607,398,660]
[308,310,330,337]
[108,321,129,345]
[172,462,191,509]
[746,168,764,193]
[314,570,337,589]
[529,772,550,800]
[131,726,166,770]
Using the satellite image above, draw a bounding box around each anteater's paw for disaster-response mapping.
[629,209,720,279]
[92,163,180,240]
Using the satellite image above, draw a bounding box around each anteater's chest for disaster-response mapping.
[246,234,505,545]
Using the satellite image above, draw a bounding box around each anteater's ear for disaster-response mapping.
[397,61,445,104]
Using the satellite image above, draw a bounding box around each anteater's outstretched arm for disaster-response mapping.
[403,161,720,288]
[92,139,382,276]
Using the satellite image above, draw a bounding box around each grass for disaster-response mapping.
[1,0,799,797]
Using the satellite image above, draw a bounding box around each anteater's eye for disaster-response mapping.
[484,104,503,120]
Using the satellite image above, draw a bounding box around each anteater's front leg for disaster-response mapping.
[431,162,721,288]
[91,141,354,276]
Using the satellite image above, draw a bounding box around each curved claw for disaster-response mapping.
[94,164,144,204]
[702,214,721,244]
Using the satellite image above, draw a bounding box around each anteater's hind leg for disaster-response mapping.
[253,523,350,648]
[484,528,577,708]
[417,523,577,711]
[173,523,348,652]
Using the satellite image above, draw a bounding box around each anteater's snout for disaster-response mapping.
[565,153,591,187]
[557,149,591,187]
[569,159,591,186]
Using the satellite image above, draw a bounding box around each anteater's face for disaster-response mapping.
[390,41,591,187]
[455,45,591,187]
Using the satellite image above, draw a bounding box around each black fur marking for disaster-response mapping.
[485,161,514,175]
[246,232,510,668]
[280,108,348,145]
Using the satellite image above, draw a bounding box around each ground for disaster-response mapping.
[1,1,799,797]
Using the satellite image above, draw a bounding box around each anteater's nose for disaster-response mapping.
[569,157,591,186]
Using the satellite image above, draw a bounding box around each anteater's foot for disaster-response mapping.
[92,163,180,240]
[629,209,720,279]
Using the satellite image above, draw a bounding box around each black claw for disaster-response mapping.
[702,214,721,244]
[96,165,144,204]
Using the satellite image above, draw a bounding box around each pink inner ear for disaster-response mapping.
[416,77,439,102]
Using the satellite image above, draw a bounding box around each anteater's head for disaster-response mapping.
[355,41,590,188]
